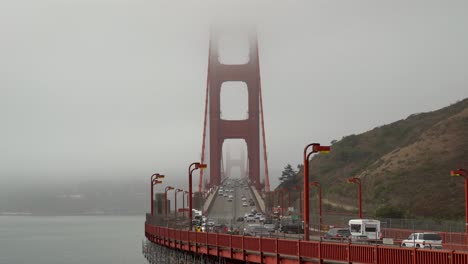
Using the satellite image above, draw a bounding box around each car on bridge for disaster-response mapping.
[324,228,351,240]
[401,233,442,249]
[263,223,277,233]
[243,224,271,237]
[245,214,256,222]
[279,222,304,234]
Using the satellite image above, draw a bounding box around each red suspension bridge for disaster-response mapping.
[144,28,468,264]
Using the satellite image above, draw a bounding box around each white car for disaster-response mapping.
[245,214,256,222]
[401,233,442,249]
[242,197,247,202]
[242,201,248,207]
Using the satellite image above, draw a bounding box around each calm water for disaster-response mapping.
[0,216,147,264]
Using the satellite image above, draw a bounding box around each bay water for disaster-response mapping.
[0,216,147,264]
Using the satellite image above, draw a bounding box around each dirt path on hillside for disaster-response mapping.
[322,198,357,211]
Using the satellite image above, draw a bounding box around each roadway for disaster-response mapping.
[207,178,259,231]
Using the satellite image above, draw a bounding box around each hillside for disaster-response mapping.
[280,98,468,220]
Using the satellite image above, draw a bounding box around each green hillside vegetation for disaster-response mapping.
[278,98,468,220]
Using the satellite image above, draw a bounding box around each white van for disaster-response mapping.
[349,219,381,240]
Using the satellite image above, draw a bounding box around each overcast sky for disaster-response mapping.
[1,0,467,193]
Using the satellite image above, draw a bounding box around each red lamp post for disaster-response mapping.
[294,185,302,217]
[165,186,174,224]
[279,189,285,215]
[451,169,468,243]
[347,177,362,219]
[150,173,164,215]
[287,189,291,209]
[189,162,207,231]
[310,181,322,232]
[175,189,183,221]
[274,190,279,207]
[303,143,330,241]
[183,191,188,218]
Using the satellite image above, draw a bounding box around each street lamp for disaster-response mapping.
[150,173,164,215]
[175,189,183,221]
[347,177,362,219]
[278,189,285,216]
[310,181,322,233]
[189,162,207,231]
[303,143,330,241]
[279,188,291,215]
[451,169,468,243]
[275,190,280,207]
[303,143,330,239]
[165,186,174,224]
[183,191,188,218]
[294,185,302,218]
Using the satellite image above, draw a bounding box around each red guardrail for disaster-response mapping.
[261,238,276,253]
[145,224,468,264]
[218,233,230,247]
[383,228,467,244]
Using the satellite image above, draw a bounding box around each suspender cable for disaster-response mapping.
[199,32,212,193]
[256,36,270,192]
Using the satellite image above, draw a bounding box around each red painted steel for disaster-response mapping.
[145,225,468,264]
[196,232,204,243]
[218,234,230,247]
[207,30,262,189]
[257,54,270,192]
[320,242,347,261]
[231,235,243,249]
[349,244,374,263]
[454,252,468,263]
[378,247,413,264]
[207,233,217,246]
[277,239,297,256]
[261,238,276,253]
[299,241,318,258]
[189,231,196,242]
[244,236,260,251]
[199,35,212,192]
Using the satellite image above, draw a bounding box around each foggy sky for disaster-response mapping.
[1,0,467,193]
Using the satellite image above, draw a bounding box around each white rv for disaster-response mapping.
[349,219,381,241]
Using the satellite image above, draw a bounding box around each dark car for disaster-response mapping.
[324,228,351,240]
[236,216,244,222]
[280,223,303,234]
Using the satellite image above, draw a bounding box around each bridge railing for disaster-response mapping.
[145,223,468,264]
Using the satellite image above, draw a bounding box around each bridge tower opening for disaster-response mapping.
[223,140,247,180]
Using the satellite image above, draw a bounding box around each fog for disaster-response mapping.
[1,0,467,195]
